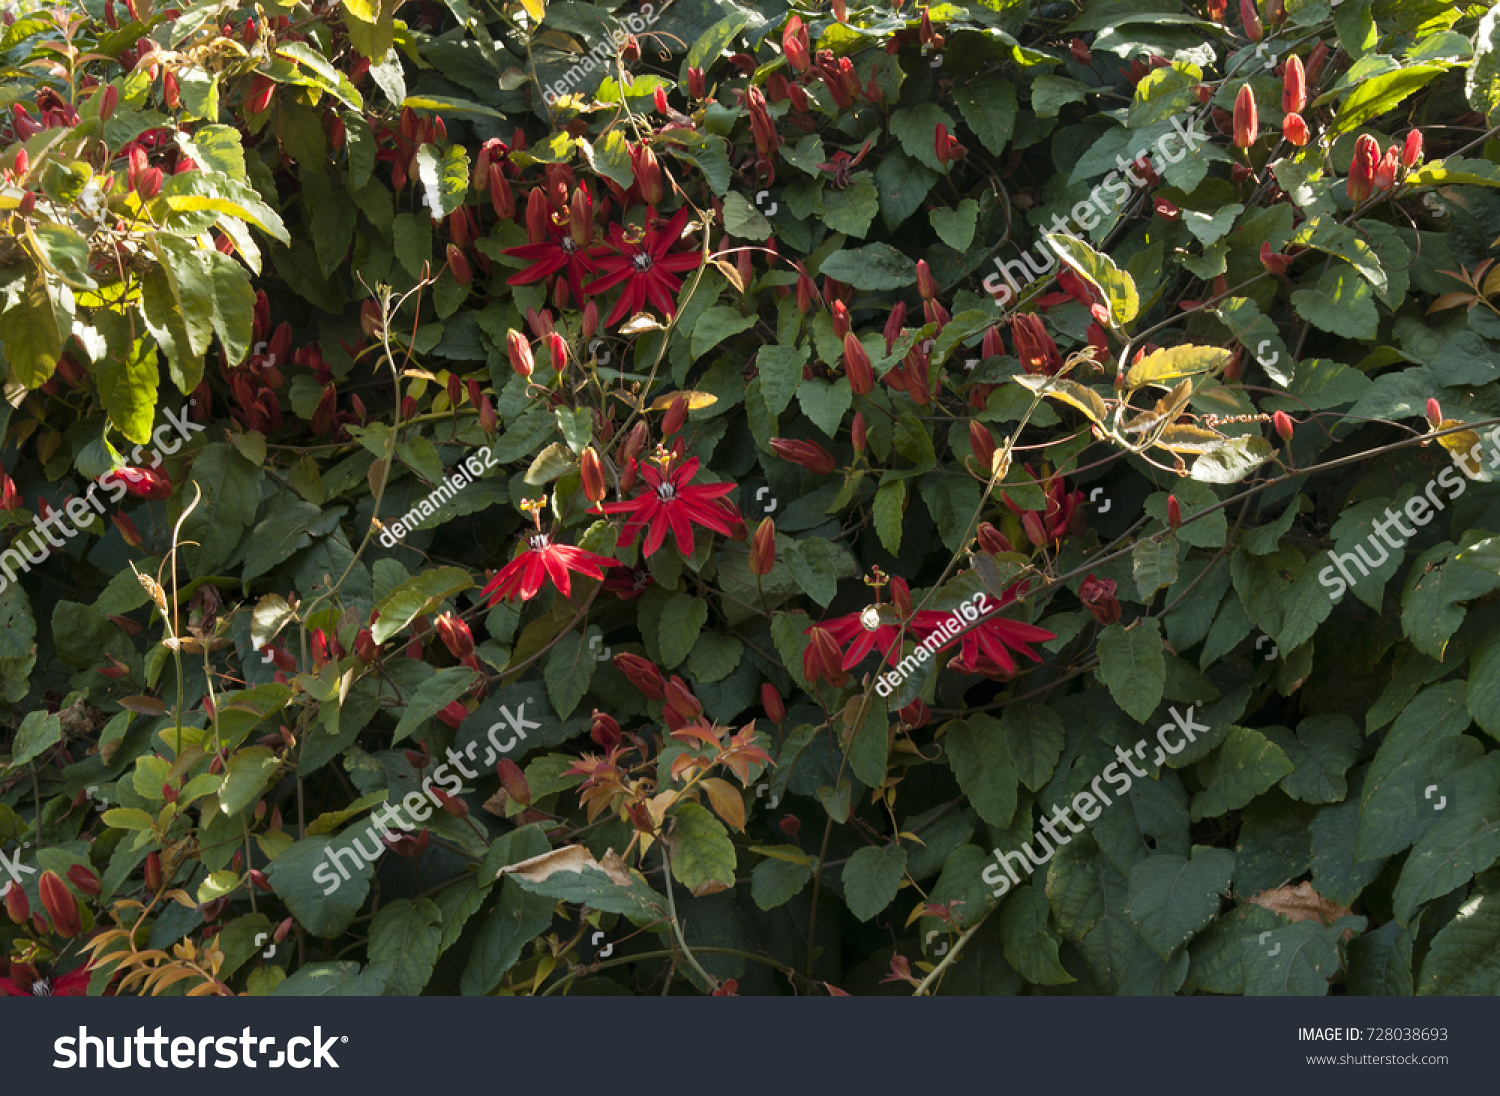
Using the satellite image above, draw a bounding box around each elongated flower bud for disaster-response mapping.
[1403,129,1423,168]
[916,259,937,301]
[1167,496,1182,530]
[882,302,906,353]
[1347,133,1379,202]
[1282,54,1305,114]
[796,273,816,314]
[802,626,849,687]
[4,880,29,923]
[580,447,607,502]
[590,710,621,750]
[1259,241,1293,275]
[68,864,102,897]
[445,244,472,285]
[507,329,534,378]
[633,144,662,204]
[1273,410,1294,441]
[831,299,850,341]
[145,851,163,892]
[662,394,688,436]
[851,411,867,455]
[843,333,873,395]
[1426,398,1442,428]
[762,683,785,725]
[1282,112,1310,147]
[614,652,665,700]
[1240,0,1262,41]
[39,871,81,938]
[969,421,995,468]
[435,611,474,659]
[982,325,1005,360]
[783,15,811,73]
[1373,145,1400,191]
[769,437,836,476]
[1233,84,1258,149]
[750,517,776,575]
[977,522,1011,555]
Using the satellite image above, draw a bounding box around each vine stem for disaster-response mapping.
[911,904,998,996]
[657,839,719,991]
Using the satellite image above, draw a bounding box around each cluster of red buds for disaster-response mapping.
[1347,130,1423,203]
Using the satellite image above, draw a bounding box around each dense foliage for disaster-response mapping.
[3,0,1500,997]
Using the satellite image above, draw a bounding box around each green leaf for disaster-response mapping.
[1001,704,1065,792]
[1192,436,1274,485]
[655,593,708,670]
[873,478,906,554]
[687,633,743,683]
[1031,74,1090,117]
[89,338,158,446]
[783,538,840,608]
[953,76,1018,156]
[1333,64,1447,135]
[220,746,278,815]
[1189,727,1295,821]
[266,833,374,938]
[394,666,483,744]
[1290,266,1379,340]
[414,143,470,222]
[752,857,812,910]
[842,845,908,921]
[0,271,63,387]
[1391,775,1500,925]
[682,13,748,83]
[269,961,391,995]
[930,199,978,251]
[692,305,755,358]
[1046,233,1139,327]
[1124,345,1228,389]
[817,243,917,292]
[756,343,808,417]
[368,898,442,995]
[1096,620,1165,722]
[670,801,736,894]
[8,711,61,769]
[1417,892,1500,995]
[1000,884,1076,984]
[1243,921,1344,996]
[1132,537,1178,601]
[822,179,880,238]
[372,567,474,644]
[543,627,599,719]
[178,442,264,576]
[1270,715,1361,804]
[1125,848,1234,958]
[722,190,771,240]
[890,103,956,172]
[944,715,1018,828]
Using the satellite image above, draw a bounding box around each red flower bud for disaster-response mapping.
[39,871,81,938]
[445,244,472,285]
[4,881,29,923]
[98,84,119,122]
[248,74,274,114]
[507,329,534,379]
[662,394,688,436]
[750,517,776,576]
[1167,496,1182,530]
[843,333,873,395]
[851,411,867,455]
[762,683,785,725]
[1282,54,1305,114]
[1010,314,1062,376]
[113,466,172,500]
[688,66,706,100]
[355,628,378,663]
[1153,197,1180,221]
[590,710,621,750]
[614,652,666,700]
[1427,398,1442,428]
[1079,574,1121,625]
[432,787,468,818]
[633,144,662,205]
[654,86,670,114]
[1240,0,1262,41]
[1233,84,1258,149]
[1347,133,1379,202]
[1070,38,1091,64]
[1373,145,1400,191]
[779,814,801,837]
[580,447,607,503]
[67,864,101,897]
[783,15,811,73]
[831,299,851,341]
[145,851,163,892]
[803,625,850,687]
[437,700,468,730]
[1282,111,1310,147]
[1260,241,1293,275]
[1403,129,1423,168]
[435,612,474,659]
[163,69,180,109]
[769,437,837,476]
[1273,410,1294,441]
[795,273,817,315]
[1021,510,1047,548]
[977,522,1012,555]
[916,259,937,301]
